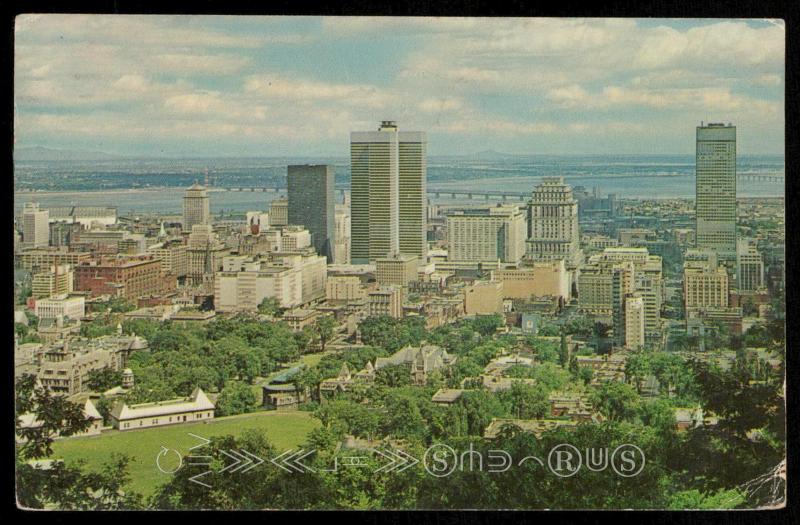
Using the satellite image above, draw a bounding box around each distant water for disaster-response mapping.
[14,154,784,215]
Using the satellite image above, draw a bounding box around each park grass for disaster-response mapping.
[49,410,320,498]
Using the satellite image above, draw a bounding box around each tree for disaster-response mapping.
[315,315,337,352]
[374,364,412,388]
[79,322,117,339]
[152,431,284,510]
[470,314,504,336]
[499,382,549,419]
[458,390,508,436]
[257,297,284,317]
[84,367,124,393]
[558,328,569,367]
[15,374,92,461]
[15,374,142,509]
[216,381,257,417]
[16,454,143,510]
[107,297,136,313]
[589,381,640,422]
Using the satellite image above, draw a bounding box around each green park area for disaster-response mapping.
[50,410,320,498]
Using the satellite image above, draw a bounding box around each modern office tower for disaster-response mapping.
[526,177,581,267]
[287,164,336,262]
[446,204,527,264]
[350,121,427,264]
[22,202,50,248]
[684,263,729,309]
[736,239,765,292]
[624,294,646,350]
[31,264,74,299]
[183,182,210,231]
[269,199,288,227]
[696,123,737,261]
[376,253,420,288]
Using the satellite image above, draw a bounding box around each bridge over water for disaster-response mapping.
[216,173,783,200]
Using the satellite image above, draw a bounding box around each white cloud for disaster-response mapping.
[418,97,464,113]
[546,84,591,108]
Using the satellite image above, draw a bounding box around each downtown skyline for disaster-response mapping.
[14,16,785,158]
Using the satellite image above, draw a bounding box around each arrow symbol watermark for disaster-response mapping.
[188,470,212,488]
[220,449,246,473]
[238,450,265,473]
[372,447,419,473]
[187,433,211,451]
[270,449,317,473]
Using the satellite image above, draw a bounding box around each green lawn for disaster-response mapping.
[49,410,320,498]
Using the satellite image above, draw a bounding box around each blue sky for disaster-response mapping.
[14,16,785,157]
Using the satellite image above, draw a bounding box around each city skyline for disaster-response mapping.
[14,16,785,157]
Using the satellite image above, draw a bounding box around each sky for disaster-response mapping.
[14,16,785,157]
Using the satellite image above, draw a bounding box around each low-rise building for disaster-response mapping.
[367,286,403,319]
[374,344,457,385]
[31,264,74,299]
[110,388,215,430]
[464,280,504,315]
[375,253,420,288]
[492,260,570,301]
[34,294,86,320]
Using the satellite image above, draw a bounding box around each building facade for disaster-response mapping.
[736,238,764,292]
[526,177,581,267]
[269,199,288,227]
[684,264,729,309]
[287,164,336,262]
[367,286,404,318]
[75,255,172,301]
[34,294,85,320]
[22,202,50,249]
[376,253,420,288]
[351,121,427,263]
[696,123,737,261]
[183,183,210,231]
[111,388,214,431]
[31,264,74,299]
[446,204,526,264]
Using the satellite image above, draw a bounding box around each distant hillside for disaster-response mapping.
[14,146,123,161]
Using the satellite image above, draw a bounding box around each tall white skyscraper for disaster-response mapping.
[183,182,210,231]
[696,123,737,261]
[350,121,427,264]
[22,202,49,248]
